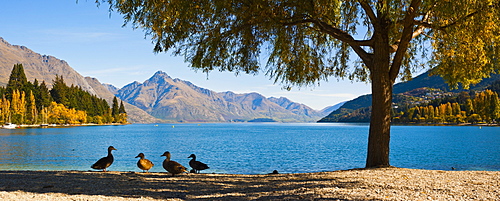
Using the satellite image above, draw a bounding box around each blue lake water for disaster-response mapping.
[0,123,498,174]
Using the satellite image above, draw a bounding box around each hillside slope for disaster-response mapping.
[115,71,324,122]
[319,71,500,122]
[0,37,159,123]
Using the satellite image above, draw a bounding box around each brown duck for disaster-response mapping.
[135,153,154,173]
[161,151,187,176]
[188,154,209,173]
[91,146,117,171]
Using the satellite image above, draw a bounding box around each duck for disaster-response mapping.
[135,153,154,173]
[188,154,209,173]
[161,151,187,176]
[91,146,117,171]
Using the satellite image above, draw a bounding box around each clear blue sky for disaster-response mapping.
[0,0,375,110]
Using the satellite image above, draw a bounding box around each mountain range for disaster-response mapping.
[319,70,500,122]
[0,37,159,123]
[111,71,326,122]
[0,37,330,123]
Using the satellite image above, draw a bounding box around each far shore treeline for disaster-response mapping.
[393,89,500,124]
[0,64,127,125]
[322,86,500,125]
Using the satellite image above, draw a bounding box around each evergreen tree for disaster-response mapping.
[36,81,52,110]
[116,100,127,123]
[118,101,126,114]
[0,66,128,125]
[50,75,69,106]
[33,79,39,88]
[1,64,126,125]
[0,86,4,96]
[6,64,28,96]
[111,96,119,117]
[5,63,33,103]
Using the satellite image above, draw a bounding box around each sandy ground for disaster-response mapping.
[0,168,498,200]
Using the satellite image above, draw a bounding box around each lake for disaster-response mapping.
[0,123,498,174]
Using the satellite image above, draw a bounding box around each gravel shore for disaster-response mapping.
[0,168,498,200]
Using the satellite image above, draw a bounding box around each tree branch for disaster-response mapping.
[308,19,374,66]
[281,18,374,65]
[410,4,433,40]
[413,3,490,32]
[389,0,422,81]
[358,0,378,28]
[309,19,373,46]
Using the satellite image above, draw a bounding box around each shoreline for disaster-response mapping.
[391,122,500,127]
[319,121,500,127]
[2,123,129,129]
[7,122,500,128]
[0,168,498,200]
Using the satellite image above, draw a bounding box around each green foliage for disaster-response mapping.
[50,75,69,106]
[99,0,500,87]
[33,79,53,110]
[118,101,126,114]
[321,85,500,124]
[48,74,122,123]
[431,1,500,89]
[394,90,500,124]
[111,96,127,123]
[6,64,29,97]
[111,96,119,116]
[0,64,127,125]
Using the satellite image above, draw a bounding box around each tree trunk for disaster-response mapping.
[365,28,393,168]
[366,69,393,168]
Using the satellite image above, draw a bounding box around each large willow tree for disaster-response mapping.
[98,0,500,168]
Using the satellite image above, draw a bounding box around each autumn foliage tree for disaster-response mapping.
[98,0,500,168]
[396,90,500,124]
[0,64,126,125]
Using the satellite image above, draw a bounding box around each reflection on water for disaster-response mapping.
[0,123,499,174]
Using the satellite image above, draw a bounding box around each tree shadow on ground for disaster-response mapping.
[0,170,364,200]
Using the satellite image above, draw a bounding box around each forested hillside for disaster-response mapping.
[319,71,500,124]
[0,64,127,125]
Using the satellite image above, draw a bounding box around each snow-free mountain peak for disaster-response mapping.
[114,72,327,122]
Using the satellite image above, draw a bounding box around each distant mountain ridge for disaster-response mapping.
[113,71,326,122]
[319,71,500,122]
[0,37,333,123]
[0,37,95,93]
[0,37,160,123]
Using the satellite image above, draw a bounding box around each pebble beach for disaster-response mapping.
[0,167,498,200]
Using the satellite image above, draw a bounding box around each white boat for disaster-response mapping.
[2,123,17,129]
